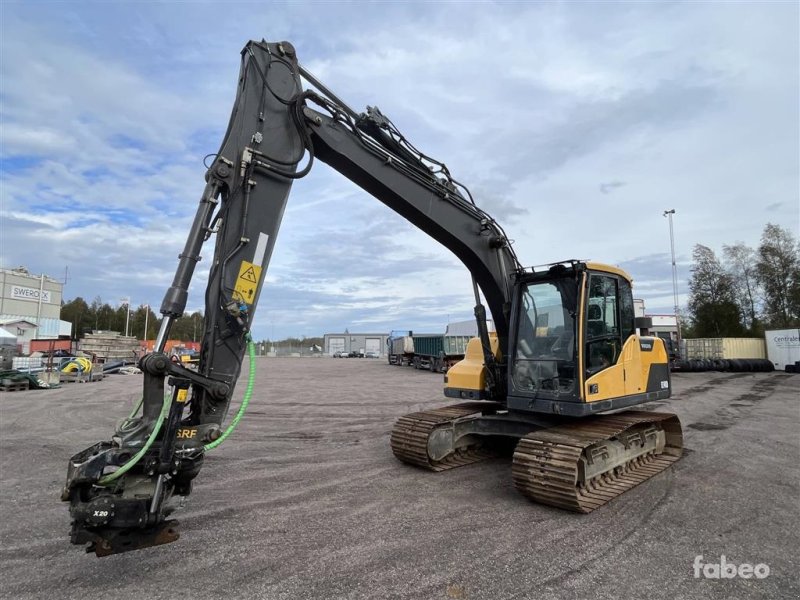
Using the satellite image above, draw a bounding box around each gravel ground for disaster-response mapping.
[1,358,798,600]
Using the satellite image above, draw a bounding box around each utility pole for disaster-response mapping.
[663,209,682,345]
[144,305,149,342]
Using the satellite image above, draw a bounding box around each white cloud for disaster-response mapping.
[1,2,797,340]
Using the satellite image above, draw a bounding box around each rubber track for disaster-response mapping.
[390,402,501,471]
[512,411,683,513]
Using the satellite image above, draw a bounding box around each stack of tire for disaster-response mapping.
[671,358,775,373]
[785,361,800,374]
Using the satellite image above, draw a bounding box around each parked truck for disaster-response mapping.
[765,329,800,372]
[387,320,491,372]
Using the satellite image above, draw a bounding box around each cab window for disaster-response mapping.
[586,275,621,374]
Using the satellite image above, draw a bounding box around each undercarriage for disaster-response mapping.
[390,402,683,512]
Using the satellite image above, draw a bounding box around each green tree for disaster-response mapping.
[90,296,103,331]
[130,304,159,340]
[723,242,761,332]
[96,302,116,330]
[61,297,92,338]
[755,223,800,328]
[687,245,744,337]
[167,311,204,342]
[115,305,130,335]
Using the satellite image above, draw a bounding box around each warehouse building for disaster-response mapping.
[0,266,71,341]
[323,331,389,356]
[634,299,678,341]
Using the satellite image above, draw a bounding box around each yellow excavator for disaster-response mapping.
[392,261,681,512]
[62,39,683,555]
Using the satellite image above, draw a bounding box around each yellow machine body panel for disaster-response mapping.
[444,333,500,400]
[584,335,669,402]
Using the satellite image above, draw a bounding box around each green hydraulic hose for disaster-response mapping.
[98,334,255,485]
[126,395,144,420]
[98,390,171,486]
[204,334,256,451]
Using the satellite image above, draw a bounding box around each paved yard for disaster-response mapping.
[1,359,798,599]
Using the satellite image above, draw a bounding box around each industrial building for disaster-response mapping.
[323,331,389,356]
[0,267,71,351]
[634,298,678,341]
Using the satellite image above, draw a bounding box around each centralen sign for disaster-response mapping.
[11,285,52,303]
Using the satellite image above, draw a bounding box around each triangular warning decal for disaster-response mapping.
[240,266,258,283]
[234,260,262,305]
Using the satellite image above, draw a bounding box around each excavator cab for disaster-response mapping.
[447,261,672,416]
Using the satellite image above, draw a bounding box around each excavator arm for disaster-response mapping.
[62,39,521,555]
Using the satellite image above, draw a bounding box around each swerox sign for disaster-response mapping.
[10,285,52,303]
[693,555,770,579]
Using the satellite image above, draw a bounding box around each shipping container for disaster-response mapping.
[764,329,800,370]
[683,338,766,360]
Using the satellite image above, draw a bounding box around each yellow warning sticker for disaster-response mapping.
[234,260,262,305]
[176,389,188,403]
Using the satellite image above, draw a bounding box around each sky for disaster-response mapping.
[1,1,798,340]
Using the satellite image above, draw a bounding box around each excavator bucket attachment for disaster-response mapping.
[512,411,683,513]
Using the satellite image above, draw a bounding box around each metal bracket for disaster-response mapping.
[87,520,180,557]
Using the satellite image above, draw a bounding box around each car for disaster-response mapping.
[348,351,363,358]
[365,351,380,359]
[333,351,347,358]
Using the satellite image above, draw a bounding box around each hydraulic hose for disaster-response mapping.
[204,334,256,451]
[98,334,255,484]
[127,395,144,420]
[98,390,171,486]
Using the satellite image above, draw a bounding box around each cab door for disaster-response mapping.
[582,272,638,401]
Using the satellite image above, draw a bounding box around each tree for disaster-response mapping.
[166,311,204,342]
[723,242,761,332]
[90,296,103,331]
[96,302,115,331]
[61,297,92,338]
[755,223,800,328]
[130,304,159,340]
[687,245,744,337]
[114,304,130,335]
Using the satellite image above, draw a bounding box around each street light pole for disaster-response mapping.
[663,209,681,345]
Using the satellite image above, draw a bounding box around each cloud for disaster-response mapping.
[1,2,797,341]
[600,181,627,195]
